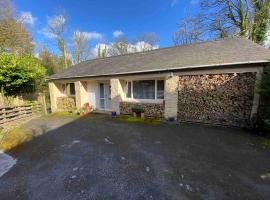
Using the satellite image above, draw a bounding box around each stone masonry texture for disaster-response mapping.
[57,97,76,111]
[177,73,256,127]
[120,102,164,119]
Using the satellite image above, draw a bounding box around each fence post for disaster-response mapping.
[37,93,47,115]
[42,93,47,114]
[2,107,6,124]
[0,94,4,106]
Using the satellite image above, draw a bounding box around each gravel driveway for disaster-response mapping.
[0,114,269,200]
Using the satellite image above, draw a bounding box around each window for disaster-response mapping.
[133,80,155,99]
[127,81,131,98]
[125,80,164,100]
[157,80,164,99]
[65,83,75,96]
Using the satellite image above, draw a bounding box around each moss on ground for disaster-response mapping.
[50,111,79,117]
[0,127,36,152]
[253,137,270,149]
[117,115,162,125]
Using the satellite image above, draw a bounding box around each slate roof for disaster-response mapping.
[49,37,270,80]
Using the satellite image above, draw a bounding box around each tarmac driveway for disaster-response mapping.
[0,114,270,200]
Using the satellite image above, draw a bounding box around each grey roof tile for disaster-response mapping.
[49,37,270,80]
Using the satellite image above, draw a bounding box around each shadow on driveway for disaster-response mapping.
[0,113,269,200]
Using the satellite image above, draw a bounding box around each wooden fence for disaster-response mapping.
[0,104,42,124]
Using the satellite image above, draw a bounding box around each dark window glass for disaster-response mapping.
[127,82,131,98]
[133,80,155,99]
[69,83,75,95]
[157,80,164,99]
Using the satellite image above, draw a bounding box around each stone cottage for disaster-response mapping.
[48,37,270,127]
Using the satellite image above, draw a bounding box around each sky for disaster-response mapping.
[14,0,200,55]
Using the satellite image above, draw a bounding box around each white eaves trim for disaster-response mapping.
[48,60,269,80]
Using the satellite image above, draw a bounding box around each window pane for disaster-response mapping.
[157,80,164,99]
[69,83,75,95]
[127,82,131,98]
[99,83,104,98]
[133,80,155,99]
[100,99,105,109]
[62,84,66,93]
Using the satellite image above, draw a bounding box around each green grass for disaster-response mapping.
[253,137,270,149]
[0,130,4,143]
[0,127,35,152]
[117,115,162,125]
[51,111,78,117]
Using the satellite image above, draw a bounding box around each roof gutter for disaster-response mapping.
[48,60,269,80]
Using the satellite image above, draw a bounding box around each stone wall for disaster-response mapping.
[120,102,164,119]
[57,97,76,111]
[177,73,256,127]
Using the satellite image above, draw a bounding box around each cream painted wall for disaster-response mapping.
[87,81,98,109]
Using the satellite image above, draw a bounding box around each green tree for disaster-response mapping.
[39,47,61,75]
[261,67,270,97]
[251,0,270,44]
[0,0,34,54]
[57,54,72,69]
[0,52,46,95]
[259,66,270,127]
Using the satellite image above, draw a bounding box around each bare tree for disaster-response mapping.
[96,44,107,59]
[173,16,205,46]
[72,31,91,63]
[46,13,69,68]
[135,32,159,51]
[201,0,252,37]
[0,0,14,20]
[108,36,129,56]
[200,0,270,44]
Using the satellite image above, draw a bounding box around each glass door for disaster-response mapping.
[99,83,105,109]
[105,84,111,110]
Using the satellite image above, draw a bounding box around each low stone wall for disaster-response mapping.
[56,97,76,111]
[177,73,256,127]
[120,102,164,119]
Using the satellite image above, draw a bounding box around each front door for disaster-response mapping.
[99,83,111,110]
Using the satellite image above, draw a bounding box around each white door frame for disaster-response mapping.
[98,82,111,111]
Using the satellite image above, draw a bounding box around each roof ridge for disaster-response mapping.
[75,37,246,66]
[49,36,270,80]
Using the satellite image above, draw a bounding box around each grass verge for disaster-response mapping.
[0,127,36,152]
[253,137,270,149]
[117,115,162,125]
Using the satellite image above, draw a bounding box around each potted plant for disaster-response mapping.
[111,111,117,117]
[131,105,145,118]
[84,102,93,113]
[79,107,87,116]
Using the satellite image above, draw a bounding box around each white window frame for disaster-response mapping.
[125,79,164,102]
